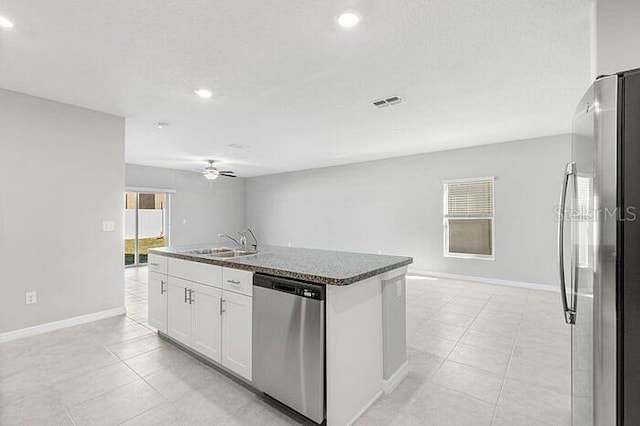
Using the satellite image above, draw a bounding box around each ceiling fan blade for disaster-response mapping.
[217,171,234,173]
[220,174,237,178]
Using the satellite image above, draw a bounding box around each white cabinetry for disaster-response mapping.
[167,278,192,346]
[191,282,223,362]
[148,271,168,333]
[155,256,253,381]
[168,258,222,287]
[148,254,167,274]
[167,277,223,362]
[223,268,253,297]
[221,289,252,380]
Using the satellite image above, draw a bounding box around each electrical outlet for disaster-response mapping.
[396,281,403,298]
[26,291,37,305]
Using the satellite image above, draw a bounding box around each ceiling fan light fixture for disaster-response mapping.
[202,160,235,180]
[194,88,213,99]
[204,169,219,180]
[0,16,13,29]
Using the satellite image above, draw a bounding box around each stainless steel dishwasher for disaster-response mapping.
[252,274,325,424]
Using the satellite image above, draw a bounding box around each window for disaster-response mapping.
[124,191,170,266]
[443,177,495,259]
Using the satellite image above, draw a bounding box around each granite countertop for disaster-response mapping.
[150,244,413,286]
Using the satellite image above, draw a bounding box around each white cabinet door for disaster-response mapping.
[222,268,253,297]
[148,272,167,333]
[168,277,192,346]
[191,282,223,363]
[148,254,168,274]
[221,290,252,381]
[168,258,222,288]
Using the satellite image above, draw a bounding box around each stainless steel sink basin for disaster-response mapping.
[179,247,257,258]
[232,250,258,256]
[212,250,258,258]
[181,247,233,255]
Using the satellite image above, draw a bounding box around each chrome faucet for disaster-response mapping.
[245,228,258,250]
[218,229,258,251]
[218,233,242,248]
[238,232,247,249]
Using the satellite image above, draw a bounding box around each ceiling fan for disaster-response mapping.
[203,160,236,180]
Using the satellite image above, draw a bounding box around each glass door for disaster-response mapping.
[124,192,137,266]
[124,191,169,266]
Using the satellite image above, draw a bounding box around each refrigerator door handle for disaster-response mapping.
[558,161,577,325]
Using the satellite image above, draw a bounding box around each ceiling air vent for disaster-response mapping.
[371,95,403,109]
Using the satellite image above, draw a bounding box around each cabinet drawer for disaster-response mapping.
[148,254,168,274]
[168,258,222,288]
[222,268,253,297]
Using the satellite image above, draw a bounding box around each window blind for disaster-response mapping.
[445,179,494,217]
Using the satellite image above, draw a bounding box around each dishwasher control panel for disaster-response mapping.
[301,288,321,300]
[253,274,325,301]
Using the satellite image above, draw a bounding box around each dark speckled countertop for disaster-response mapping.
[149,244,412,286]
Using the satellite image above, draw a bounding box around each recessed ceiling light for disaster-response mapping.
[337,12,360,28]
[0,16,14,29]
[194,88,212,99]
[156,122,169,129]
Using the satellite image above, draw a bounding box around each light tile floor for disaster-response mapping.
[0,269,570,425]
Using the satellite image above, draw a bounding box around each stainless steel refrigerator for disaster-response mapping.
[559,68,640,425]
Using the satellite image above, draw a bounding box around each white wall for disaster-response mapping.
[0,89,125,334]
[246,135,570,287]
[594,0,640,76]
[125,164,245,246]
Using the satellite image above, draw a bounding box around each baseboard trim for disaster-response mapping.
[408,269,558,292]
[0,306,127,343]
[347,389,384,425]
[383,360,409,394]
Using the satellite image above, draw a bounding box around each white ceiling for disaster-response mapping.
[0,0,591,177]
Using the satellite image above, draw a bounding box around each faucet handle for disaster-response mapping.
[236,231,248,248]
[245,228,258,250]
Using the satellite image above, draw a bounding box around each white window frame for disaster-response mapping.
[443,177,496,260]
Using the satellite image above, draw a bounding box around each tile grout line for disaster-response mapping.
[45,304,156,423]
[488,290,528,425]
[427,290,506,412]
[54,348,153,423]
[105,346,168,425]
[120,273,182,424]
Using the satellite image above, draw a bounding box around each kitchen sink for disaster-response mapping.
[181,247,234,255]
[180,247,257,258]
[211,250,258,258]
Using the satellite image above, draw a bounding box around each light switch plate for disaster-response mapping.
[102,221,115,232]
[26,291,37,305]
[396,280,402,298]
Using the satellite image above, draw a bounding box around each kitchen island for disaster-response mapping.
[148,244,412,425]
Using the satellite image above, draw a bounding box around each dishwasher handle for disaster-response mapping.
[253,273,325,301]
[273,283,297,293]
